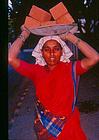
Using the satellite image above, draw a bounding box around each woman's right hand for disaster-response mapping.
[21,24,30,40]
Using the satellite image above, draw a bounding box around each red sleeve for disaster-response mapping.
[76,60,88,75]
[14,60,39,80]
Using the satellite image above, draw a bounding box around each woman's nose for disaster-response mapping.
[50,50,54,56]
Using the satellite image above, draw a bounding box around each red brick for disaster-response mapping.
[24,16,40,29]
[40,21,56,26]
[56,13,75,24]
[49,2,68,20]
[29,5,51,22]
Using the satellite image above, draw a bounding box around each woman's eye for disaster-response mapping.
[54,47,61,51]
[42,47,61,52]
[44,48,50,52]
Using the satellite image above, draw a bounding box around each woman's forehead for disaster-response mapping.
[43,39,61,47]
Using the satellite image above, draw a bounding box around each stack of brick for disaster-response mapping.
[49,2,75,24]
[24,5,52,29]
[24,2,75,30]
[40,21,56,26]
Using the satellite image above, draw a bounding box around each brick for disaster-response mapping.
[29,5,51,22]
[24,16,40,29]
[49,2,68,20]
[40,21,56,26]
[56,13,75,24]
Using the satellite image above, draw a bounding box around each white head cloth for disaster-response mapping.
[32,36,73,66]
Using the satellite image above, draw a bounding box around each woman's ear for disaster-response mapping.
[41,49,44,56]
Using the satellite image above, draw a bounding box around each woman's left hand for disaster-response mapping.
[59,25,78,41]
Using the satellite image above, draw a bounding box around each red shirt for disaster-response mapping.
[15,60,87,116]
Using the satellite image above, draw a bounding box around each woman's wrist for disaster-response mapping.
[65,32,81,46]
[21,30,30,39]
[21,25,30,39]
[18,34,26,44]
[74,38,81,46]
[17,30,30,43]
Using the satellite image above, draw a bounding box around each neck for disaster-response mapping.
[47,65,56,71]
[46,62,61,71]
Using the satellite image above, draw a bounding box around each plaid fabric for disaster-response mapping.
[35,100,66,138]
[34,114,52,140]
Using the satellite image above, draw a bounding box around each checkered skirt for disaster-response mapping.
[34,99,66,140]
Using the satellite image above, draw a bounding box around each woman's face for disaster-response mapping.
[42,40,63,67]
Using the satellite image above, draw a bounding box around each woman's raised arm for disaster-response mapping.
[8,26,30,68]
[60,32,99,70]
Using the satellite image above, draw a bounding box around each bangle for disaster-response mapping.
[18,34,25,43]
[75,39,81,46]
[21,25,30,34]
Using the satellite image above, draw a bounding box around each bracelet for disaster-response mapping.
[23,26,30,34]
[21,25,30,34]
[18,34,25,43]
[75,38,81,46]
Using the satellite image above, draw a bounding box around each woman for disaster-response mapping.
[8,25,99,140]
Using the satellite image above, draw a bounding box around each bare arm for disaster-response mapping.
[8,27,30,68]
[60,33,99,69]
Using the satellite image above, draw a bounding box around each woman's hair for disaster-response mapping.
[42,39,63,50]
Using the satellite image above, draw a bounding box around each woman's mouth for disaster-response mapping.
[50,57,55,61]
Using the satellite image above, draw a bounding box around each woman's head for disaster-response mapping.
[32,36,73,66]
[41,39,63,67]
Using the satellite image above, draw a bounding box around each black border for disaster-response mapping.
[0,0,8,140]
